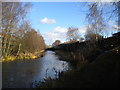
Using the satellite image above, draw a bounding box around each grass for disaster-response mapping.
[1,50,45,62]
[38,46,120,88]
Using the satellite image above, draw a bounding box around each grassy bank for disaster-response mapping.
[39,46,120,88]
[1,50,45,62]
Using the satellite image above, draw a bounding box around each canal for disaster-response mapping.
[2,51,70,88]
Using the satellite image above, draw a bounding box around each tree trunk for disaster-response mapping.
[17,43,21,56]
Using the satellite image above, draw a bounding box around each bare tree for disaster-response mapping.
[2,2,32,56]
[14,20,32,55]
[85,31,103,41]
[81,2,119,41]
[86,2,106,40]
[67,27,80,41]
[21,29,46,53]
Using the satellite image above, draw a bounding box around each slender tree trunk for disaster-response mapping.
[6,34,12,56]
[3,3,14,56]
[3,20,12,56]
[17,43,21,56]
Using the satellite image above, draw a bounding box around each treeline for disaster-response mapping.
[1,2,46,59]
[66,2,118,43]
[12,29,46,55]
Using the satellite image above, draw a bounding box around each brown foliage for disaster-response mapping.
[21,29,46,53]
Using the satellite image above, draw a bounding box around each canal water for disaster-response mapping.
[2,51,70,88]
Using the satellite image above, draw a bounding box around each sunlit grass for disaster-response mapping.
[2,50,45,62]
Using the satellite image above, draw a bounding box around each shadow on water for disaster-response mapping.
[2,51,70,88]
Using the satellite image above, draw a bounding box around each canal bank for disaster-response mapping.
[39,47,120,88]
[1,50,45,62]
[2,51,71,88]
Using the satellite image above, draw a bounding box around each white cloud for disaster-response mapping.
[53,26,68,33]
[108,20,116,26]
[78,26,87,34]
[43,26,88,45]
[112,25,120,30]
[105,20,119,32]
[40,17,56,24]
[42,23,120,45]
[43,26,67,45]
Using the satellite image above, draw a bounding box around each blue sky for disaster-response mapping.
[26,2,118,45]
[26,2,88,45]
[28,2,86,30]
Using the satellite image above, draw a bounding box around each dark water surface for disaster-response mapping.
[2,51,70,88]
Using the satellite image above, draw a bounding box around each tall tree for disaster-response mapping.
[84,2,119,40]
[67,27,80,41]
[21,29,46,53]
[86,2,106,40]
[2,2,32,56]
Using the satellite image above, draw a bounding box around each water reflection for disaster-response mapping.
[2,51,70,88]
[39,51,69,80]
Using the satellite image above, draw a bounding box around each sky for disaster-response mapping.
[26,2,89,45]
[26,2,118,45]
